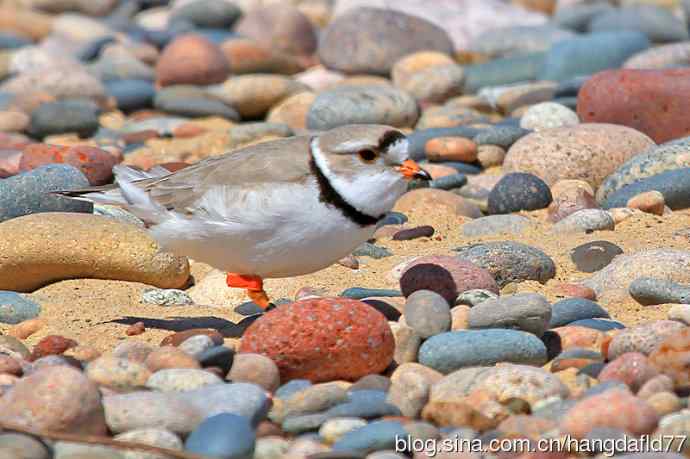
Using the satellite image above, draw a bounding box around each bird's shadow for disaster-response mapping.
[107,315,262,338]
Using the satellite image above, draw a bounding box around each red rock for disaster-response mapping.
[561,388,659,438]
[126,321,145,336]
[425,137,478,163]
[551,326,606,352]
[553,283,596,301]
[239,297,394,382]
[160,328,224,347]
[598,352,659,392]
[649,328,690,389]
[30,335,78,361]
[577,69,690,144]
[0,355,22,376]
[156,34,230,87]
[20,144,119,185]
[0,149,23,178]
[399,255,498,305]
[0,366,107,435]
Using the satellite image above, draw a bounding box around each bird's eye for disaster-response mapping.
[357,149,378,163]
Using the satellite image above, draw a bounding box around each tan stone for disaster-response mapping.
[627,190,665,215]
[0,213,190,292]
[394,188,482,218]
[267,91,316,131]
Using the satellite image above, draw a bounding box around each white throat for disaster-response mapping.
[310,137,407,219]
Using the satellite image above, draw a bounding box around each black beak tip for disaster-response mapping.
[415,169,432,181]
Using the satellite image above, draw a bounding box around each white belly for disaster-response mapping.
[148,181,376,278]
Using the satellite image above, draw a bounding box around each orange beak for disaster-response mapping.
[397,159,431,181]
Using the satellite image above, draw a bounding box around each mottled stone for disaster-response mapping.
[551,209,615,233]
[630,277,690,305]
[487,172,552,214]
[601,168,690,210]
[520,102,579,131]
[549,298,610,328]
[570,240,623,272]
[608,320,685,359]
[468,293,552,337]
[599,353,660,392]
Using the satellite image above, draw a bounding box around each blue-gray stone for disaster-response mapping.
[469,25,575,59]
[468,293,552,337]
[463,52,546,94]
[324,396,400,420]
[332,420,407,454]
[601,168,690,210]
[29,99,100,139]
[154,86,239,120]
[0,164,92,222]
[629,277,690,305]
[570,240,623,273]
[454,241,556,287]
[378,212,407,227]
[488,172,552,214]
[473,126,531,149]
[554,2,615,32]
[170,0,242,29]
[554,76,590,98]
[340,287,401,300]
[196,345,234,373]
[429,173,467,190]
[77,36,116,61]
[568,318,625,331]
[0,291,41,325]
[0,32,31,50]
[435,161,482,175]
[275,380,312,400]
[88,51,156,82]
[552,348,603,365]
[352,243,392,259]
[539,31,650,82]
[589,5,689,44]
[418,329,548,374]
[185,413,255,459]
[549,298,610,328]
[179,383,270,426]
[597,142,690,204]
[282,413,329,434]
[405,127,482,161]
[105,80,156,112]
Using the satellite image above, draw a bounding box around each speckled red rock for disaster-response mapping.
[399,255,498,305]
[553,283,596,301]
[649,328,690,389]
[598,352,659,392]
[30,335,78,361]
[561,388,659,438]
[239,297,394,383]
[156,34,230,87]
[550,326,606,352]
[20,144,119,185]
[577,69,690,143]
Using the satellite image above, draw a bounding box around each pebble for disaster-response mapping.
[86,356,151,391]
[0,355,21,376]
[549,298,610,328]
[464,52,546,94]
[454,241,556,288]
[113,428,183,459]
[307,85,418,131]
[404,290,451,339]
[608,320,685,359]
[240,298,394,382]
[454,289,498,307]
[254,437,290,459]
[649,328,690,388]
[630,277,690,305]
[145,346,201,372]
[318,8,453,75]
[185,413,256,459]
[548,179,599,223]
[468,293,552,337]
[476,144,506,168]
[570,240,623,273]
[160,329,224,347]
[398,255,498,305]
[625,41,690,70]
[598,352,659,392]
[425,137,477,163]
[222,39,304,76]
[394,188,482,218]
[155,34,230,87]
[391,323,421,365]
[30,335,78,360]
[418,329,548,374]
[0,366,106,434]
[236,4,316,58]
[392,226,435,241]
[550,348,604,372]
[504,123,655,189]
[153,85,239,120]
[589,5,688,44]
[487,172,552,214]
[331,420,407,454]
[578,69,690,144]
[228,353,280,392]
[141,288,193,306]
[474,125,531,149]
[0,291,40,325]
[170,0,242,29]
[551,208,615,233]
[668,304,690,325]
[320,418,369,444]
[519,102,579,131]
[627,190,666,215]
[176,336,215,360]
[20,143,118,186]
[396,63,465,105]
[28,99,100,140]
[1,66,106,104]
[602,168,690,211]
[539,31,650,82]
[341,287,400,300]
[461,214,534,237]
[196,345,235,374]
[0,213,189,292]
[0,433,50,459]
[469,24,575,58]
[638,374,675,399]
[146,368,224,392]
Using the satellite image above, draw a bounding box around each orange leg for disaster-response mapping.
[226,273,271,309]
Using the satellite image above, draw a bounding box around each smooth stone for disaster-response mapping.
[625,41,690,69]
[568,318,625,331]
[551,209,615,233]
[668,304,690,325]
[433,161,482,175]
[601,168,690,210]
[320,418,368,444]
[121,117,189,136]
[185,413,255,459]
[608,320,685,359]
[392,225,435,241]
[155,34,230,87]
[254,437,290,459]
[227,122,293,148]
[468,24,575,58]
[275,379,313,400]
[341,288,401,300]
[52,441,123,459]
[196,345,235,373]
[463,52,546,94]
[318,8,453,76]
[86,356,151,391]
[554,2,615,32]
[0,433,50,459]
[481,80,558,114]
[227,353,280,392]
[487,172,552,214]
[549,298,610,328]
[404,290,451,339]
[378,212,408,226]
[146,368,224,392]
[331,420,407,454]
[0,213,189,292]
[113,428,183,459]
[141,288,192,306]
[29,99,100,139]
[222,38,304,76]
[324,391,400,419]
[406,127,482,160]
[234,4,316,57]
[589,5,689,43]
[87,47,155,82]
[307,85,418,130]
[539,31,650,82]
[352,243,393,259]
[454,241,556,288]
[455,289,497,307]
[1,66,107,103]
[392,323,421,365]
[596,142,690,203]
[570,240,623,272]
[0,291,41,325]
[468,293,552,337]
[520,102,580,131]
[428,174,467,191]
[395,63,465,105]
[0,33,31,50]
[179,335,215,359]
[170,0,242,28]
[154,85,239,120]
[461,215,534,237]
[629,277,690,305]
[282,413,329,434]
[418,329,548,374]
[416,105,488,130]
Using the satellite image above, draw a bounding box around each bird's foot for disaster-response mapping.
[226,273,272,310]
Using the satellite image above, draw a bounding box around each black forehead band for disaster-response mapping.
[378,130,406,152]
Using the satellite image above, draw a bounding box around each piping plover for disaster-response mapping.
[58,124,430,308]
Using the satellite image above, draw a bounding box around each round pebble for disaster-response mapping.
[487,172,553,214]
[404,290,451,339]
